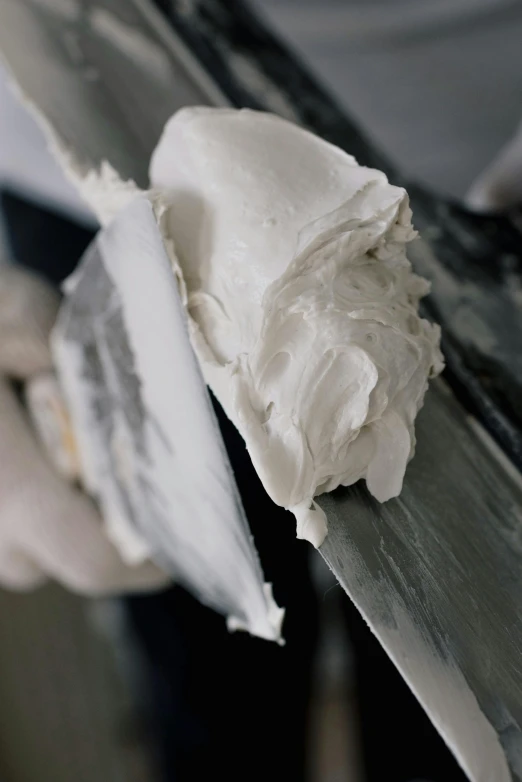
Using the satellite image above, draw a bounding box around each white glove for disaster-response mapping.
[0,265,169,595]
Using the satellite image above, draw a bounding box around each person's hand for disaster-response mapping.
[0,265,169,595]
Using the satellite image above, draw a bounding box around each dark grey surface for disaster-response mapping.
[258,0,522,200]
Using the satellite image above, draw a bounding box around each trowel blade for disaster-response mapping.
[53,196,282,642]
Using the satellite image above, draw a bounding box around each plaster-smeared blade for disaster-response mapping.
[318,380,522,782]
[52,196,283,642]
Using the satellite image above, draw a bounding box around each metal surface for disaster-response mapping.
[1,0,522,778]
[319,380,522,780]
[54,198,280,638]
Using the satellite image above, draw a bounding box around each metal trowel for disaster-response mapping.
[1,0,522,778]
[52,195,284,642]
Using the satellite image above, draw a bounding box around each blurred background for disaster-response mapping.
[1,1,522,781]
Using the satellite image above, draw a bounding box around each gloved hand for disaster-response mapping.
[0,265,169,595]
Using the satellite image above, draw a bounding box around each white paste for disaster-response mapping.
[150,107,443,547]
